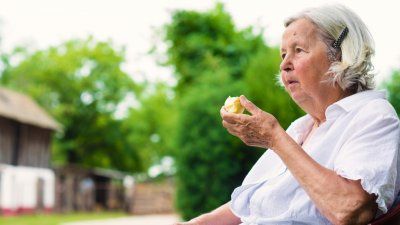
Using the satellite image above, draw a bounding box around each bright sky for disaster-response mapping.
[0,0,399,88]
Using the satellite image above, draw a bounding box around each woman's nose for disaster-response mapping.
[280,56,293,73]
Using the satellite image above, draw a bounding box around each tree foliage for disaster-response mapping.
[123,82,177,169]
[164,3,303,219]
[165,3,264,95]
[383,70,400,115]
[0,38,143,171]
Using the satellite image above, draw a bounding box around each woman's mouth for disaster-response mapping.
[287,80,300,91]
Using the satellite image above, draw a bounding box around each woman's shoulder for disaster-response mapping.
[357,98,398,120]
[344,98,400,134]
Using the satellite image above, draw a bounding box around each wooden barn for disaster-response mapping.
[0,87,60,167]
[0,87,60,215]
[0,87,136,215]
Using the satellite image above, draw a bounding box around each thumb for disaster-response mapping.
[240,95,260,115]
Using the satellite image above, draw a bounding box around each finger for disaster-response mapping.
[222,120,240,129]
[221,107,236,123]
[222,111,251,125]
[240,95,261,115]
[226,127,241,137]
[220,106,227,118]
[222,121,241,135]
[222,120,238,130]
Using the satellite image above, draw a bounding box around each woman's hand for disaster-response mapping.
[220,95,282,149]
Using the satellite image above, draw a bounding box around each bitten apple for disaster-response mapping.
[224,96,245,114]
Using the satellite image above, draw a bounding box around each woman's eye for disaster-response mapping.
[295,48,303,53]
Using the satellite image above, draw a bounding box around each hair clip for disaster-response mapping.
[332,27,349,49]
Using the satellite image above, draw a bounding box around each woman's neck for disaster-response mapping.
[302,87,350,125]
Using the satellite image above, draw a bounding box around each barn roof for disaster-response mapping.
[0,87,61,131]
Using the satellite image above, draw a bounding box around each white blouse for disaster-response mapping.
[230,90,400,225]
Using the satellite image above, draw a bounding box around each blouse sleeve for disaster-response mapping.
[334,113,400,214]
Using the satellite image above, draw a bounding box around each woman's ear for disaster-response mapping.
[327,46,342,63]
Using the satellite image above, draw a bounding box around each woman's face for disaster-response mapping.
[280,18,332,105]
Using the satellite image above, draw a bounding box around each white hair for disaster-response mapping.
[280,4,375,93]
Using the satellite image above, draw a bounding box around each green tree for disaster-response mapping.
[163,3,304,219]
[123,81,177,169]
[174,70,261,219]
[165,3,264,96]
[384,70,400,115]
[0,38,143,171]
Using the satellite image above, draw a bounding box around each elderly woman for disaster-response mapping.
[175,4,400,225]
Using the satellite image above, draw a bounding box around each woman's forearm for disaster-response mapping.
[189,202,241,225]
[209,202,242,225]
[271,127,377,225]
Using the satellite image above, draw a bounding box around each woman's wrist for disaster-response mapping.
[270,125,290,151]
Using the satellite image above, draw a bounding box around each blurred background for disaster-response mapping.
[0,0,399,224]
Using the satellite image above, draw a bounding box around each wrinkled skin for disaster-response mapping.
[220,95,281,150]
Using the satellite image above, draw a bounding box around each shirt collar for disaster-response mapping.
[325,90,387,113]
[290,90,387,136]
[291,114,314,140]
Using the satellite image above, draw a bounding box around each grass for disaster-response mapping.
[0,211,127,225]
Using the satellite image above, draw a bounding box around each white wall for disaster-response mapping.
[0,164,55,212]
